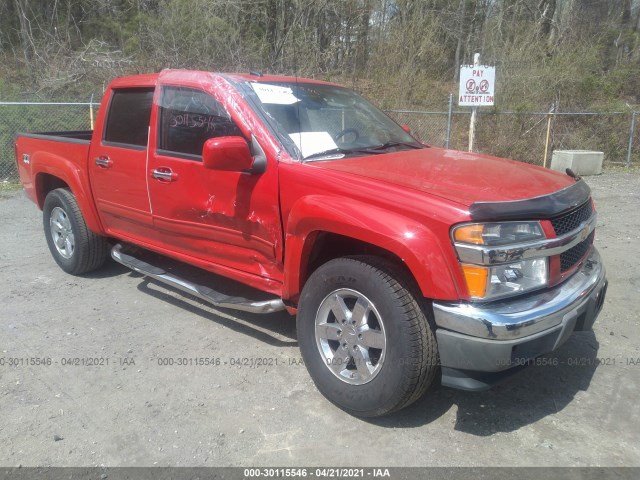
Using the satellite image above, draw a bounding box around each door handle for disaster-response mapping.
[95,156,113,168]
[152,167,178,182]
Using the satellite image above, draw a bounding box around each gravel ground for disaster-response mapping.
[0,172,639,467]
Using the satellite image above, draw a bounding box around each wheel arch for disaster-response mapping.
[282,196,461,304]
[32,156,104,235]
[35,173,69,208]
[302,231,414,289]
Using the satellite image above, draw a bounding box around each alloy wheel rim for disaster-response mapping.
[315,288,387,385]
[50,207,75,259]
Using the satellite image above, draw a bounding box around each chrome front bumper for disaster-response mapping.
[433,247,607,390]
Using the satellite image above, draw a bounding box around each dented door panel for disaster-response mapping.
[146,74,284,284]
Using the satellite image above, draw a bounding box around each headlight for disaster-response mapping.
[453,221,548,300]
[453,221,545,246]
[460,258,548,300]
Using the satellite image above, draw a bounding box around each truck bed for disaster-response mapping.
[15,131,93,205]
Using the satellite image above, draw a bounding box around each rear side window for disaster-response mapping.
[104,88,154,148]
[158,86,243,158]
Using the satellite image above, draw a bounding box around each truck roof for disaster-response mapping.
[107,70,338,89]
[225,72,339,86]
[109,73,159,88]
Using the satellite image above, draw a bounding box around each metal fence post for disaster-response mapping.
[445,93,453,149]
[542,102,555,169]
[89,94,95,130]
[627,111,636,167]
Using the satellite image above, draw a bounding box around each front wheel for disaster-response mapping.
[297,256,439,417]
[43,188,109,275]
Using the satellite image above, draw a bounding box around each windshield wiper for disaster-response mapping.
[368,141,424,151]
[304,148,352,161]
[303,142,424,161]
[304,147,388,161]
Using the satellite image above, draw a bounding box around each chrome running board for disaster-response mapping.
[111,244,285,314]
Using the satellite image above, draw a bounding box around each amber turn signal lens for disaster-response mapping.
[454,224,485,245]
[461,264,488,298]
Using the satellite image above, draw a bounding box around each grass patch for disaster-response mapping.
[0,182,22,191]
[603,164,640,174]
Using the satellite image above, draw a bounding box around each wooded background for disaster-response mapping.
[1,0,640,111]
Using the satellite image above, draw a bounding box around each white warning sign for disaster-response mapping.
[459,65,495,106]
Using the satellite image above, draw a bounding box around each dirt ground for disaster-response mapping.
[0,172,639,467]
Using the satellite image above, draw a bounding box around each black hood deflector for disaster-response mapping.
[469,179,591,221]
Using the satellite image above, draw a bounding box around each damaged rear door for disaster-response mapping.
[147,84,283,282]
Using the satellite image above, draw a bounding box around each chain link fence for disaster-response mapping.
[386,109,640,168]
[384,110,453,149]
[1,100,638,183]
[0,102,96,183]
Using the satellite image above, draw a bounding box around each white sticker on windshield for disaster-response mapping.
[251,83,299,105]
[288,132,337,158]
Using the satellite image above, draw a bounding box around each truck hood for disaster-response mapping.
[312,147,575,207]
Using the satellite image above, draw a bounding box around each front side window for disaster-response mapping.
[103,88,154,147]
[158,86,243,158]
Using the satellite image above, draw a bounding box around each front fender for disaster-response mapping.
[32,152,105,235]
[282,195,461,302]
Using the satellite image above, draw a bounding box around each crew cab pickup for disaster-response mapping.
[15,70,607,417]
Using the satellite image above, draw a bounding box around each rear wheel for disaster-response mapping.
[297,256,439,417]
[43,188,109,275]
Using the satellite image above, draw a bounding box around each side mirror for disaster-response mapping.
[202,137,254,172]
[400,124,412,134]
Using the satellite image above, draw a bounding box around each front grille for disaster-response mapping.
[551,201,593,236]
[560,231,594,272]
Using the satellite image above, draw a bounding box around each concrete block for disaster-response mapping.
[550,150,603,175]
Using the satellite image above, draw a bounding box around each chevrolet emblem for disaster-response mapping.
[581,224,590,240]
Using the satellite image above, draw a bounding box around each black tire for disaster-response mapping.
[43,188,109,275]
[297,256,439,417]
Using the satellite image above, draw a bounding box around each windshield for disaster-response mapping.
[241,81,424,161]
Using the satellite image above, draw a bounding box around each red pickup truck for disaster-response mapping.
[15,70,607,417]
